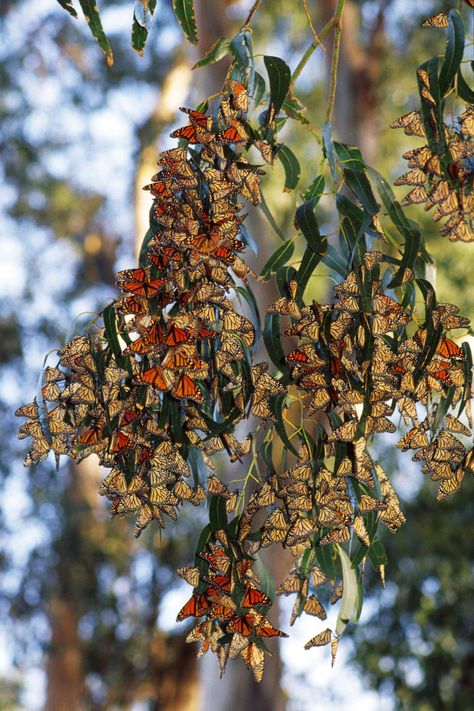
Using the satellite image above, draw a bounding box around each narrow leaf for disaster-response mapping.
[193,37,231,69]
[209,494,228,532]
[56,0,78,17]
[335,546,361,636]
[323,122,337,180]
[439,10,465,95]
[263,313,287,374]
[343,169,379,215]
[260,240,295,279]
[304,174,325,202]
[131,0,157,54]
[78,0,113,66]
[264,56,291,115]
[173,0,198,44]
[270,393,299,457]
[277,144,301,191]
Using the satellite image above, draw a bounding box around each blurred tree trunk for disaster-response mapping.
[193,4,288,709]
[320,0,388,165]
[44,459,100,711]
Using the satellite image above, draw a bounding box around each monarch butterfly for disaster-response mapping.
[176,566,200,587]
[172,373,202,401]
[207,475,230,498]
[256,618,288,638]
[165,323,190,347]
[444,414,470,436]
[227,80,249,112]
[241,642,265,682]
[219,120,248,144]
[136,365,174,390]
[438,337,464,359]
[176,592,209,621]
[78,420,105,446]
[227,614,255,636]
[110,431,135,453]
[394,169,427,186]
[143,180,171,197]
[117,268,164,298]
[304,628,332,650]
[421,12,448,28]
[199,548,231,574]
[170,124,213,144]
[303,595,327,620]
[241,586,271,609]
[390,110,426,137]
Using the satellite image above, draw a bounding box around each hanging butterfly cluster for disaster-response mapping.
[16,80,281,540]
[15,11,474,683]
[176,524,287,682]
[392,11,474,241]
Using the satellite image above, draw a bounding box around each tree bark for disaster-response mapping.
[44,459,101,711]
[319,0,388,165]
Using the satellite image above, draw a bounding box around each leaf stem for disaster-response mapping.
[302,0,326,52]
[326,0,346,124]
[292,16,335,83]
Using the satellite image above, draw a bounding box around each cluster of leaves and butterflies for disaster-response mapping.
[392,9,474,241]
[17,6,474,683]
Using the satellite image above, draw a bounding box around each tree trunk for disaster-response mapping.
[44,459,101,711]
[319,0,387,165]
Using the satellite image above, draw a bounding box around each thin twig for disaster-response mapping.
[302,0,326,52]
[292,16,335,83]
[326,0,346,124]
[243,0,261,27]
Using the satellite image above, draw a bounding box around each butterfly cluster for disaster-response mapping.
[176,525,287,682]
[16,81,281,539]
[392,11,474,241]
[15,40,474,679]
[392,105,474,241]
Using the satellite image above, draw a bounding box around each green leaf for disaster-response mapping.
[439,10,465,96]
[172,0,198,44]
[253,72,266,106]
[303,174,325,202]
[78,1,113,65]
[315,542,338,579]
[343,169,379,215]
[323,122,337,180]
[263,313,287,373]
[103,305,123,361]
[260,239,295,279]
[322,244,348,278]
[334,142,365,171]
[270,392,299,456]
[295,197,324,251]
[138,228,156,267]
[417,58,446,156]
[235,285,261,351]
[194,523,212,569]
[193,37,231,69]
[296,247,323,300]
[230,31,250,70]
[209,494,228,532]
[131,0,157,54]
[277,144,301,191]
[367,539,388,569]
[335,546,362,636]
[259,193,287,242]
[254,554,275,601]
[457,66,474,103]
[56,0,78,17]
[264,56,291,115]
